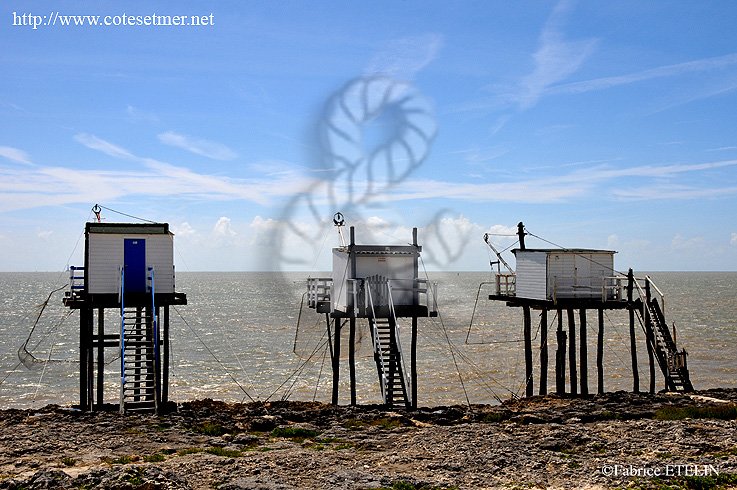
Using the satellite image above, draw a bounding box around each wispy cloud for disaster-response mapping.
[367,158,737,204]
[3,131,735,213]
[612,184,737,201]
[548,52,737,96]
[516,0,598,110]
[74,133,136,160]
[0,133,312,212]
[671,233,705,252]
[364,33,444,80]
[0,146,32,165]
[454,1,597,128]
[450,146,509,165]
[36,229,53,241]
[707,146,737,152]
[126,105,159,124]
[158,131,237,161]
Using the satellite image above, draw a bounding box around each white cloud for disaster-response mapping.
[249,216,281,246]
[452,146,508,165]
[364,33,444,80]
[517,0,597,110]
[366,216,390,228]
[606,234,651,255]
[731,233,737,246]
[707,146,737,152]
[549,52,737,96]
[171,222,196,237]
[158,131,237,161]
[250,215,278,232]
[126,105,159,123]
[213,217,236,237]
[421,215,482,268]
[74,133,136,160]
[671,234,705,252]
[373,158,737,204]
[36,229,53,241]
[0,146,32,165]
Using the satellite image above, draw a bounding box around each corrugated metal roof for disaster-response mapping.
[512,248,616,254]
[334,244,420,255]
[86,222,170,235]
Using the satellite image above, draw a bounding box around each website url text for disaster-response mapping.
[12,12,214,30]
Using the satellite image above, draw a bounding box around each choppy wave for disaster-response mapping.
[1,271,735,409]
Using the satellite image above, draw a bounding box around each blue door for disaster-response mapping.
[124,238,146,293]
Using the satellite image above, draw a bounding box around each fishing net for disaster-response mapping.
[16,284,119,369]
[17,284,74,369]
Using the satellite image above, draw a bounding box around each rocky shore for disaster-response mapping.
[1,389,736,489]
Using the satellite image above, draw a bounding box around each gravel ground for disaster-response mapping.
[0,389,736,489]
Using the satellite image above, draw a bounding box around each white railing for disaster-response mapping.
[551,275,605,302]
[347,278,362,315]
[495,273,516,296]
[119,265,126,412]
[148,267,160,413]
[68,266,85,297]
[365,281,389,403]
[645,275,666,316]
[306,277,332,308]
[386,281,412,406]
[383,277,438,315]
[602,276,626,302]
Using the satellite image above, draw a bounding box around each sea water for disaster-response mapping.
[0,271,735,409]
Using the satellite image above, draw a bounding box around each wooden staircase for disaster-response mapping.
[366,279,411,409]
[644,297,693,392]
[370,316,410,408]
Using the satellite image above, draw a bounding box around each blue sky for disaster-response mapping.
[1,0,736,272]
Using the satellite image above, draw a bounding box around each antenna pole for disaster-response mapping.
[517,222,526,250]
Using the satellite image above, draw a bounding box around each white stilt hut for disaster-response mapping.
[64,221,187,413]
[307,220,437,408]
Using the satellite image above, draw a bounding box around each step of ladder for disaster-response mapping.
[120,305,158,413]
[370,314,409,409]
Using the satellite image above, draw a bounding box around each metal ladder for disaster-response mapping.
[366,279,411,408]
[119,267,159,413]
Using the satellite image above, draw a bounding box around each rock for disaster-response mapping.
[249,415,280,432]
[233,433,259,445]
[0,390,736,489]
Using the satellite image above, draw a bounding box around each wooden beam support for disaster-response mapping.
[567,309,577,395]
[96,308,104,409]
[644,280,656,394]
[627,269,639,393]
[579,309,588,396]
[555,309,566,395]
[539,309,548,396]
[597,308,604,395]
[163,306,170,404]
[523,306,533,397]
[349,317,356,406]
[411,316,418,409]
[331,319,341,405]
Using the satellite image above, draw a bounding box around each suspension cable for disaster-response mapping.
[525,229,625,276]
[171,305,256,402]
[418,256,511,403]
[265,326,330,402]
[313,342,329,401]
[96,204,158,224]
